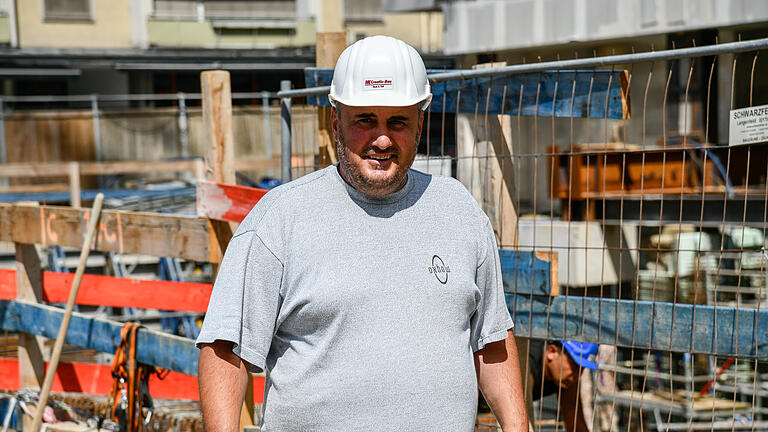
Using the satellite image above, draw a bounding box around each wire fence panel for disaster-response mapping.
[286,37,768,431]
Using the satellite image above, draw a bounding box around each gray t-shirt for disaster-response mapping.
[196,165,514,431]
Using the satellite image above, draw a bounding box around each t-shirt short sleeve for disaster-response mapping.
[196,230,283,373]
[470,220,515,352]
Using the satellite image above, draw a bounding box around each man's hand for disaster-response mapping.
[199,340,250,432]
[474,330,528,432]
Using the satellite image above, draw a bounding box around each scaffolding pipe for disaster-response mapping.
[0,91,276,103]
[277,37,768,98]
[280,80,292,184]
[263,94,274,176]
[0,97,6,188]
[177,92,189,159]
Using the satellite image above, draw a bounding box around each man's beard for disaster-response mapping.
[335,129,417,196]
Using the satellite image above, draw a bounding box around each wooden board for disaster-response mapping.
[510,294,768,359]
[0,269,212,312]
[197,180,268,223]
[0,300,199,376]
[0,160,204,178]
[0,357,266,403]
[0,204,216,262]
[305,68,630,119]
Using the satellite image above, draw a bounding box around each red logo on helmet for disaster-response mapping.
[363,78,393,90]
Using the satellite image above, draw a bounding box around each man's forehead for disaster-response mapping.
[341,104,420,118]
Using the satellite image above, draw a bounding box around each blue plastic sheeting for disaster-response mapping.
[499,249,553,296]
[0,300,198,376]
[304,68,629,119]
[509,294,768,359]
[3,250,766,369]
[0,187,196,203]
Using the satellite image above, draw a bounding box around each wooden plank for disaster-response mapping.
[78,160,202,176]
[0,269,212,312]
[0,358,267,403]
[234,158,282,170]
[0,183,69,193]
[508,294,768,359]
[0,162,70,178]
[15,243,45,431]
[305,68,630,119]
[197,180,268,223]
[202,71,236,186]
[316,32,345,167]
[67,162,80,208]
[0,300,199,375]
[0,160,204,179]
[0,204,215,262]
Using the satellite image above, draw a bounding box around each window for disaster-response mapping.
[345,0,383,22]
[43,0,92,21]
[153,0,199,19]
[204,0,296,20]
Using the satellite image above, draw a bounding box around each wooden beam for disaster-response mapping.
[15,243,45,431]
[67,162,80,208]
[0,160,204,179]
[0,269,212,312]
[315,33,345,167]
[305,68,631,119]
[197,180,268,223]
[0,204,215,262]
[0,300,199,375]
[201,71,236,186]
[78,160,202,176]
[234,158,282,171]
[0,358,266,403]
[509,294,768,359]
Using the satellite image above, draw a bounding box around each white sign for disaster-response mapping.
[729,104,768,146]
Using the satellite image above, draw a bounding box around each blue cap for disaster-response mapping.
[561,341,599,370]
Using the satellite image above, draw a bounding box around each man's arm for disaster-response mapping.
[474,329,529,432]
[560,377,589,432]
[199,340,250,432]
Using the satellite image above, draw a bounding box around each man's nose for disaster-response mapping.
[370,133,394,149]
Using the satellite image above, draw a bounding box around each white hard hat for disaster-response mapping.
[328,35,432,111]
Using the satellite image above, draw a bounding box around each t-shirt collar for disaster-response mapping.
[329,164,414,205]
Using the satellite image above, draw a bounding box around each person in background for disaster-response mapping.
[526,340,599,432]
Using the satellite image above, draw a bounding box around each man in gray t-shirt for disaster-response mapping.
[197,35,528,432]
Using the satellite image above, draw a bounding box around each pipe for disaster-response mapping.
[280,80,292,184]
[277,37,768,98]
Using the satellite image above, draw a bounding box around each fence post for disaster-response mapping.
[15,241,45,431]
[68,161,81,208]
[0,96,7,188]
[178,92,190,159]
[91,94,103,188]
[262,93,273,177]
[280,80,292,183]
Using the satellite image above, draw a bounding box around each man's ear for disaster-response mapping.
[417,109,425,141]
[545,344,560,361]
[331,106,340,136]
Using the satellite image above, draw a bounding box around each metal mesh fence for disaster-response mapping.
[279,37,768,432]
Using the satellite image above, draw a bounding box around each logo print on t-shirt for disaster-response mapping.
[428,255,450,284]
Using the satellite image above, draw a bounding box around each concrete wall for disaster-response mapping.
[17,0,133,48]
